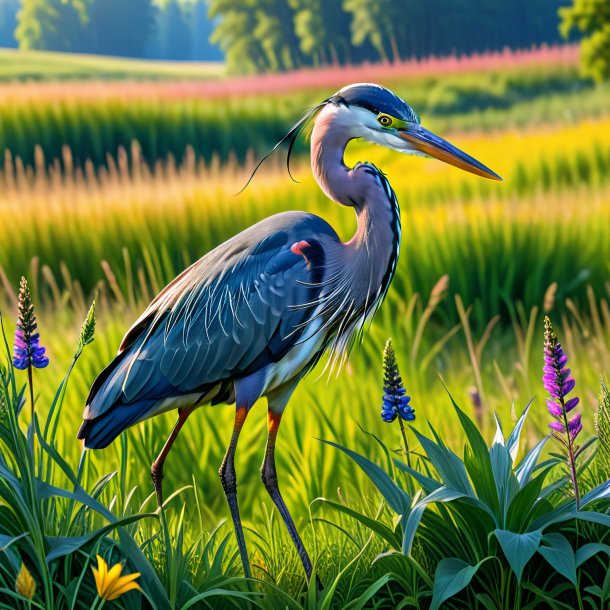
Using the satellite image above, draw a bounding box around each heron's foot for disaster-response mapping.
[151,461,164,508]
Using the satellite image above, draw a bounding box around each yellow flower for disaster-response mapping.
[15,562,36,599]
[92,555,141,601]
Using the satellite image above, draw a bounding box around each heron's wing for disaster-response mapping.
[85,216,331,420]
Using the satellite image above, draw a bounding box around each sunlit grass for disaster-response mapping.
[1,118,610,325]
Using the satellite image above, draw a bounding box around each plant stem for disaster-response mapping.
[398,416,411,469]
[560,396,580,510]
[27,363,34,422]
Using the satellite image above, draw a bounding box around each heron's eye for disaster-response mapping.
[377,114,393,127]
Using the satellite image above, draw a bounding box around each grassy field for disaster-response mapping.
[2,46,606,169]
[0,49,609,609]
[1,116,609,521]
[0,48,225,81]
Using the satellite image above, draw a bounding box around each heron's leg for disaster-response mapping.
[151,407,194,507]
[261,410,318,584]
[219,406,251,578]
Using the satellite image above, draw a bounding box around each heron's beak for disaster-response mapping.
[397,124,502,181]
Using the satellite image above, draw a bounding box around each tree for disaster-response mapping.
[344,0,405,62]
[16,0,85,51]
[209,0,302,72]
[560,0,610,82]
[290,0,351,66]
[86,0,156,58]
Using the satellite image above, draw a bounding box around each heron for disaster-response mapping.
[78,83,500,581]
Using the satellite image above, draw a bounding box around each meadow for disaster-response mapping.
[0,48,609,608]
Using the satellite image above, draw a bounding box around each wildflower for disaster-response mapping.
[75,300,96,359]
[543,316,581,508]
[595,375,610,458]
[382,339,415,423]
[382,339,414,469]
[15,562,36,600]
[92,555,141,601]
[13,277,48,370]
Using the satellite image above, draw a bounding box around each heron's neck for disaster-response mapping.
[310,109,401,318]
[310,110,401,253]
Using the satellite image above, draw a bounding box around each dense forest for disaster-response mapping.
[0,0,572,70]
[0,0,221,61]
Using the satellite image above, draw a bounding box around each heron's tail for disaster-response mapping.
[77,336,162,449]
[77,400,156,449]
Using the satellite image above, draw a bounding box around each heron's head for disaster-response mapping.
[323,83,501,181]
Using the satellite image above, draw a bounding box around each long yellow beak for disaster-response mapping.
[398,124,502,181]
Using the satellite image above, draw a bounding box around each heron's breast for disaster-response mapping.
[262,317,326,393]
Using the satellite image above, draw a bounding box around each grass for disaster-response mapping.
[0,289,608,608]
[2,118,610,327]
[1,57,607,169]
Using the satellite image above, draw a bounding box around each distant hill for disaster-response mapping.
[0,48,225,81]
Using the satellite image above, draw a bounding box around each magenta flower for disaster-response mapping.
[543,316,581,508]
[13,278,48,370]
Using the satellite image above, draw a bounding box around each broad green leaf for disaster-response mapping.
[506,400,533,463]
[0,533,28,552]
[536,508,610,531]
[464,444,500,520]
[450,397,500,515]
[412,428,473,497]
[515,436,549,488]
[489,443,520,524]
[538,533,577,586]
[322,440,410,514]
[580,479,610,508]
[393,460,442,493]
[492,412,505,447]
[575,543,610,567]
[505,466,551,532]
[402,487,467,555]
[495,528,542,582]
[430,557,487,610]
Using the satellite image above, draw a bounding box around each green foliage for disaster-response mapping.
[324,396,610,608]
[560,0,610,82]
[15,0,86,52]
[210,0,569,72]
[596,376,610,460]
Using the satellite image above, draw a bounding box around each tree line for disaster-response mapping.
[210,0,571,73]
[0,0,221,61]
[1,0,573,71]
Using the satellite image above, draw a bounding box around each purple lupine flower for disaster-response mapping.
[543,316,581,508]
[381,339,415,423]
[544,317,580,440]
[13,277,48,370]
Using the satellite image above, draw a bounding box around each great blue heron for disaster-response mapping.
[78,83,500,580]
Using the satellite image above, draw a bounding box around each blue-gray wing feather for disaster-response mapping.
[84,212,336,421]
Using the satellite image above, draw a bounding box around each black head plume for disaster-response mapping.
[236,101,327,195]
